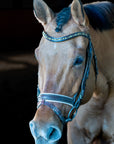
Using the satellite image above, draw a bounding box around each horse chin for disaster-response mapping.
[35,137,58,144]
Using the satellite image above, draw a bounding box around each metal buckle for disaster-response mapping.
[65,106,77,123]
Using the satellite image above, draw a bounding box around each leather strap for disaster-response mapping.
[42,31,90,42]
[38,93,74,107]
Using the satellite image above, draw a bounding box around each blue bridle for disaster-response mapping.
[37,31,98,124]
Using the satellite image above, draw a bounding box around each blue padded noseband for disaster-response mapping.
[37,31,98,124]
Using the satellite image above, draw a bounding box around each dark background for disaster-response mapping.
[0,0,113,143]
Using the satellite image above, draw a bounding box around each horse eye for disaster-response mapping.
[73,57,84,66]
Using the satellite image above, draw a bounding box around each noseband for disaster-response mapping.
[37,31,98,124]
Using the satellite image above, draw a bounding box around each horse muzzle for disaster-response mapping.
[29,109,63,144]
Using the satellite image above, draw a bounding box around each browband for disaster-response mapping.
[42,31,90,42]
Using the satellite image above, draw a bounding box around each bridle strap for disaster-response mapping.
[37,31,98,124]
[38,93,74,107]
[42,31,90,42]
[37,100,66,124]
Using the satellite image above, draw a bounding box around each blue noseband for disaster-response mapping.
[37,31,98,124]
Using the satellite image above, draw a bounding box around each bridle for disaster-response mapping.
[37,31,98,124]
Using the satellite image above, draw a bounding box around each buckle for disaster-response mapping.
[65,106,78,123]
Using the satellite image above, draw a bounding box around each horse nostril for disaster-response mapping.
[29,120,62,142]
[47,126,62,142]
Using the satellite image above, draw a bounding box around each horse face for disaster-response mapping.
[36,23,89,96]
[30,0,95,143]
[30,28,89,144]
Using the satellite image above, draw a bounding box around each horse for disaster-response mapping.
[29,0,114,143]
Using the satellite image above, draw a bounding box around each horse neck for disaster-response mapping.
[89,25,114,83]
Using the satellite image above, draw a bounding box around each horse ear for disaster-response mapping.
[71,0,86,26]
[33,0,55,26]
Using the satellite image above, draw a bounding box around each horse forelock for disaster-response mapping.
[55,7,71,32]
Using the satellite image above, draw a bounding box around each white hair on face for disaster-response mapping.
[54,43,57,50]
[76,37,84,49]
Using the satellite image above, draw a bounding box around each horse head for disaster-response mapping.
[29,0,97,143]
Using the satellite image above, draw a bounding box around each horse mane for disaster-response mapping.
[55,2,114,32]
[84,2,114,31]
